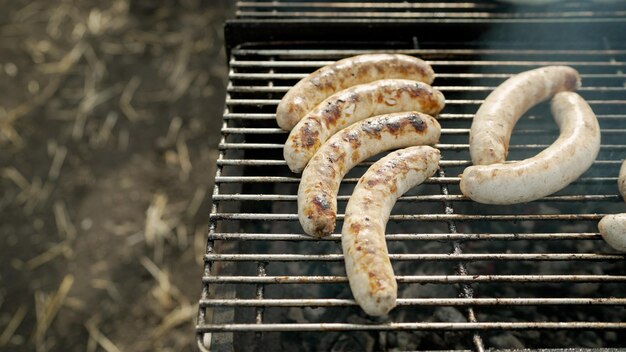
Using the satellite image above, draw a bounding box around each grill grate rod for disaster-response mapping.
[200,297,626,307]
[212,194,621,203]
[229,72,626,80]
[225,98,626,106]
[232,48,626,56]
[228,86,626,93]
[213,176,620,185]
[207,232,602,241]
[222,113,626,121]
[236,2,498,10]
[229,59,626,67]
[236,11,626,20]
[197,321,626,333]
[202,275,626,284]
[209,213,611,222]
[221,127,626,135]
[436,166,485,351]
[217,143,626,151]
[203,253,624,262]
[216,159,624,167]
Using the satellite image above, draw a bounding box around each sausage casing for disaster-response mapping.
[469,66,580,165]
[598,161,626,252]
[298,112,441,237]
[342,146,440,316]
[276,54,435,130]
[460,92,600,204]
[284,79,445,172]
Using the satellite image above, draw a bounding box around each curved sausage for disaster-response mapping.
[276,54,435,130]
[469,66,581,165]
[342,146,440,316]
[460,92,600,204]
[298,111,441,237]
[598,161,626,252]
[284,79,445,172]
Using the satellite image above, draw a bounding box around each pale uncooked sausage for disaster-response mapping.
[469,66,580,165]
[598,160,626,252]
[461,92,600,204]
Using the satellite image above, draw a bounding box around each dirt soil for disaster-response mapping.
[0,1,233,350]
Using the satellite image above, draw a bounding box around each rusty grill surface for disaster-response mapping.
[198,5,626,351]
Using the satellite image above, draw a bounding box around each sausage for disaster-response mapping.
[298,111,441,237]
[598,161,626,252]
[284,79,445,172]
[460,92,600,204]
[276,54,435,130]
[598,214,626,252]
[469,66,581,165]
[342,146,440,316]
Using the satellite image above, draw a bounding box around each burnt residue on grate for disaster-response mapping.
[198,14,626,352]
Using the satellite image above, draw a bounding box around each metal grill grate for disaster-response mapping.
[198,26,626,351]
[236,0,626,22]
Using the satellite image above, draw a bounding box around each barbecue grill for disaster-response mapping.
[197,1,626,350]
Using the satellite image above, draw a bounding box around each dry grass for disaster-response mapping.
[33,275,75,350]
[0,0,231,350]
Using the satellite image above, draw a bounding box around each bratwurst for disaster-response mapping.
[342,146,440,316]
[598,160,626,252]
[469,66,580,165]
[298,112,441,237]
[284,79,445,172]
[276,54,435,130]
[460,92,600,204]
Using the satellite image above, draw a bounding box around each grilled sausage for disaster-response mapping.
[469,66,581,165]
[342,146,440,316]
[298,112,441,237]
[284,79,445,172]
[460,92,600,204]
[276,54,435,130]
[598,161,626,252]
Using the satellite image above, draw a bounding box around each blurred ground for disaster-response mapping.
[0,0,233,350]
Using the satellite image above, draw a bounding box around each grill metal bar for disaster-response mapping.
[212,194,621,202]
[225,98,626,105]
[437,165,485,350]
[230,72,626,80]
[197,322,626,333]
[220,128,626,135]
[216,159,624,166]
[208,213,609,221]
[227,86,626,93]
[201,297,626,307]
[197,123,227,351]
[236,11,626,20]
[231,48,626,56]
[202,275,626,284]
[207,233,603,241]
[217,143,626,151]
[222,113,626,120]
[236,2,499,10]
[230,59,626,67]
[203,253,625,262]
